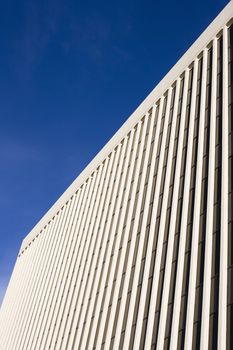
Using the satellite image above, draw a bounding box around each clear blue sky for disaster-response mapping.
[0,0,228,304]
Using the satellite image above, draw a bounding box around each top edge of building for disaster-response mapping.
[19,0,233,255]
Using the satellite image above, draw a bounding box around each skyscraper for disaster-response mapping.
[0,1,232,349]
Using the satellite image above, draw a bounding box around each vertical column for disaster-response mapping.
[117,107,158,350]
[144,72,189,349]
[7,216,56,350]
[170,59,199,350]
[184,48,208,349]
[0,253,22,346]
[57,161,109,349]
[14,219,57,350]
[2,235,37,349]
[156,68,190,348]
[133,79,180,350]
[60,154,113,350]
[112,109,153,350]
[65,147,119,350]
[218,25,229,350]
[76,138,127,350]
[38,173,98,350]
[86,128,135,350]
[45,167,104,350]
[54,162,107,349]
[100,122,142,350]
[31,198,74,350]
[200,38,217,350]
[124,83,176,350]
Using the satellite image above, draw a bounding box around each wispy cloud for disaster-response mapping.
[0,139,42,164]
[11,0,133,77]
[61,13,111,62]
[13,0,65,77]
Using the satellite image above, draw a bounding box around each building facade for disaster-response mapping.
[0,2,233,349]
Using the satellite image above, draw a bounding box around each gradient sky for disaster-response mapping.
[0,0,229,304]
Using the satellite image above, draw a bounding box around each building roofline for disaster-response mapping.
[19,0,233,254]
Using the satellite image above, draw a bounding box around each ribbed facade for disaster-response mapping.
[0,2,233,350]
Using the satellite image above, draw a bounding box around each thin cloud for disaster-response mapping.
[61,13,111,62]
[0,139,42,164]
[11,0,134,77]
[13,0,65,78]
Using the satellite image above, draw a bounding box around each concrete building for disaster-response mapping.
[0,1,232,349]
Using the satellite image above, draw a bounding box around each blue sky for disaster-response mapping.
[0,0,228,304]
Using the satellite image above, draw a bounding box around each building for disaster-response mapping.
[0,1,232,349]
